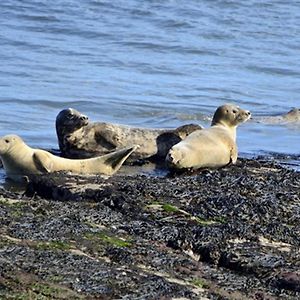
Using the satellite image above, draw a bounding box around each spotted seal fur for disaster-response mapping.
[55,108,202,161]
[255,108,300,124]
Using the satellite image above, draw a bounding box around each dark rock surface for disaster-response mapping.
[0,158,299,299]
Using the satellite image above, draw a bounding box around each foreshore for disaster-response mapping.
[0,157,299,299]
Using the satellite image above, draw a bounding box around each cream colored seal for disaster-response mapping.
[166,104,251,170]
[0,134,137,182]
[55,108,202,161]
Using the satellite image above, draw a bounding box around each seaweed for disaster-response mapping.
[0,157,299,299]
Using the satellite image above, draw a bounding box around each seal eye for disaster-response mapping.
[5,139,9,143]
[232,110,237,114]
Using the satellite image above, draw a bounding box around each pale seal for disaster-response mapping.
[0,134,137,182]
[166,104,251,170]
[255,108,300,124]
[55,108,202,161]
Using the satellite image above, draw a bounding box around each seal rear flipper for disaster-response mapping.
[97,145,139,175]
[33,151,54,173]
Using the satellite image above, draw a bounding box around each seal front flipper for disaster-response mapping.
[33,151,54,173]
[94,126,120,150]
[229,144,238,165]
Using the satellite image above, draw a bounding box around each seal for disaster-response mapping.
[255,108,300,124]
[55,108,202,161]
[166,104,251,170]
[282,108,300,122]
[0,134,138,182]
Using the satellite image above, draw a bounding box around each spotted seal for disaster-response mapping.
[255,108,300,124]
[0,134,137,182]
[166,104,251,170]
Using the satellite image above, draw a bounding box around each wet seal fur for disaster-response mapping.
[166,104,251,170]
[0,134,137,182]
[255,108,300,124]
[56,108,202,161]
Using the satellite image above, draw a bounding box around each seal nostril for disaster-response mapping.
[166,154,172,162]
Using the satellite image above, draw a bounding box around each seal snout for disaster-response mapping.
[166,148,183,168]
[79,114,89,125]
[166,151,174,163]
[80,115,88,121]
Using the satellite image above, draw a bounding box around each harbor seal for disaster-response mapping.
[254,108,300,124]
[0,134,138,182]
[166,104,251,170]
[56,108,202,161]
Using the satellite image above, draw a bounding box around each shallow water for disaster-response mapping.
[0,0,299,185]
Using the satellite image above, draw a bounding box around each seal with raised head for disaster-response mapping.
[55,108,202,161]
[0,134,138,182]
[166,104,251,170]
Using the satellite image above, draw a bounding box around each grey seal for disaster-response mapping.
[55,108,202,162]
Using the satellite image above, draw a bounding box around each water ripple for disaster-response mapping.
[0,0,299,173]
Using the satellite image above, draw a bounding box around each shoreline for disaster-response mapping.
[1,151,300,190]
[0,157,300,299]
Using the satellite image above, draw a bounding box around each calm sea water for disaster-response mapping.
[0,0,299,185]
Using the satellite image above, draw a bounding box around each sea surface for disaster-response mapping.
[0,0,299,186]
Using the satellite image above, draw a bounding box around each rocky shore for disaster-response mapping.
[0,157,299,299]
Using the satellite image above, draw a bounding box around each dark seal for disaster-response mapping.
[56,108,202,162]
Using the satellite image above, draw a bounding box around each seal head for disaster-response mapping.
[282,108,300,122]
[212,104,251,127]
[56,108,89,153]
[0,134,20,155]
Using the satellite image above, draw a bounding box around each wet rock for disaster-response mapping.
[273,271,300,292]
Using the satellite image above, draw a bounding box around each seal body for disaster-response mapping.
[0,135,137,182]
[166,104,251,170]
[255,108,300,124]
[56,108,202,161]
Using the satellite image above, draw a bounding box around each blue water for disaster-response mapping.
[0,0,299,185]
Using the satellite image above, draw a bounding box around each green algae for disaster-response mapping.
[189,278,210,289]
[147,202,226,226]
[0,199,26,218]
[0,272,83,300]
[162,203,180,213]
[0,283,84,300]
[35,241,72,251]
[85,232,132,248]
